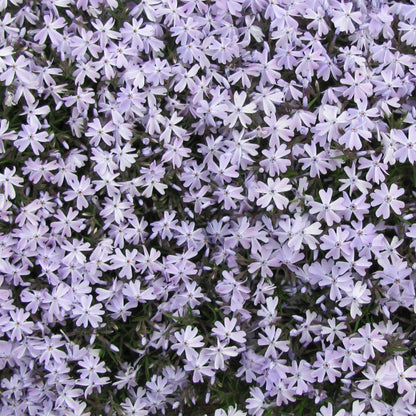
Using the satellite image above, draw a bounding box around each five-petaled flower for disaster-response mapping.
[370,183,405,219]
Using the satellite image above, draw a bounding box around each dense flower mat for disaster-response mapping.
[1,0,416,415]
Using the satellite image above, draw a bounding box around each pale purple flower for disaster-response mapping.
[136,247,162,274]
[332,3,361,34]
[320,227,352,260]
[370,183,405,219]
[122,281,156,304]
[184,353,214,383]
[320,318,347,344]
[338,281,371,318]
[0,309,33,341]
[50,208,85,238]
[72,295,104,328]
[341,70,373,103]
[246,387,265,416]
[351,324,387,360]
[264,113,293,145]
[248,246,281,278]
[313,349,342,383]
[256,177,291,210]
[34,15,65,45]
[212,317,246,344]
[78,353,107,384]
[392,355,416,395]
[1,55,36,85]
[309,188,345,226]
[63,176,95,210]
[162,137,191,169]
[357,363,396,398]
[299,143,332,178]
[110,248,138,279]
[260,144,291,176]
[172,326,204,361]
[358,154,388,184]
[337,338,365,372]
[225,91,257,128]
[393,126,416,163]
[14,124,51,155]
[258,326,289,359]
[317,403,345,416]
[204,340,238,370]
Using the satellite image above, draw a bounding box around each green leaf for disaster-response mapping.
[307,95,320,110]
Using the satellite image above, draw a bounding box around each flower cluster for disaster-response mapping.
[2,0,416,415]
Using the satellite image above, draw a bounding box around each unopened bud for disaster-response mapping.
[110,344,119,352]
[142,147,151,156]
[171,184,181,192]
[316,295,326,304]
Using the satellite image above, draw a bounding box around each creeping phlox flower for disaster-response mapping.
[2,0,416,415]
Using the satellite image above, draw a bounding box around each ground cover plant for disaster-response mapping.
[2,0,416,415]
